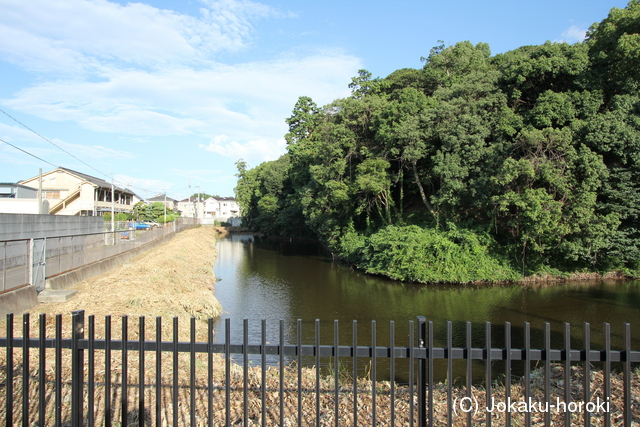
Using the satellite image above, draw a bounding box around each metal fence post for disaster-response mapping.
[29,238,34,287]
[624,323,631,427]
[2,242,6,291]
[5,313,14,427]
[416,316,426,427]
[71,310,85,427]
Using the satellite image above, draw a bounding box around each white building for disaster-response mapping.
[0,183,48,214]
[176,197,205,218]
[203,197,240,222]
[146,193,178,211]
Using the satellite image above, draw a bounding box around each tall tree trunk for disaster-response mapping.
[411,160,436,220]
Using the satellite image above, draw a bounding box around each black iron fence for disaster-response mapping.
[1,311,639,426]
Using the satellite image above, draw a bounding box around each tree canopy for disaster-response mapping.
[235,2,640,283]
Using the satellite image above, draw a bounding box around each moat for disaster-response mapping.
[213,233,640,382]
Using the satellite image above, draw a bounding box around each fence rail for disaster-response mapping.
[0,218,200,294]
[1,312,638,426]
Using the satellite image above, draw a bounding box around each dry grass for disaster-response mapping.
[28,226,222,326]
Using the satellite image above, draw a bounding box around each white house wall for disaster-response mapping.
[201,197,240,221]
[0,199,45,214]
[177,201,205,218]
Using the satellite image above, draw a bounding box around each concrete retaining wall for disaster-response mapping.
[0,213,103,240]
[0,285,38,319]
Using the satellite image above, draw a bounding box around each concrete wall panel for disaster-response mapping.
[0,213,103,240]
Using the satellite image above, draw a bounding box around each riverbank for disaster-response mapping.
[28,226,222,323]
[237,225,637,286]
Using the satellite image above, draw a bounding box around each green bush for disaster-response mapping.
[342,225,519,284]
[157,214,176,223]
[338,230,367,264]
[103,212,131,221]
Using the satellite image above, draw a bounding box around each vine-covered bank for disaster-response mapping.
[235,2,640,284]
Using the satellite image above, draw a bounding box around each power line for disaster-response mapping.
[0,136,202,200]
[1,109,150,195]
[0,107,111,180]
[0,137,58,168]
[1,108,203,200]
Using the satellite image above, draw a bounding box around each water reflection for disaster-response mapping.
[213,234,640,383]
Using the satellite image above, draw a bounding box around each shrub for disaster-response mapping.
[157,214,176,223]
[343,225,519,284]
[338,230,367,264]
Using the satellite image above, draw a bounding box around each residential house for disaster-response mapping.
[19,167,140,216]
[203,196,240,222]
[176,197,205,218]
[0,182,48,214]
[147,193,178,211]
[0,183,38,199]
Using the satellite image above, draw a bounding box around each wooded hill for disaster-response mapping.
[235,1,640,284]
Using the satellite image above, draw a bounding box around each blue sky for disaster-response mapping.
[0,0,629,200]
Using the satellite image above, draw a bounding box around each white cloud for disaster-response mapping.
[171,167,224,177]
[81,110,204,136]
[0,0,362,196]
[3,49,359,140]
[169,168,228,187]
[557,25,588,44]
[0,121,41,142]
[113,173,174,198]
[0,139,45,167]
[199,134,287,164]
[117,136,151,145]
[0,0,283,73]
[0,122,133,162]
[54,138,135,161]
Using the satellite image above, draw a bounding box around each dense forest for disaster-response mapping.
[235,1,640,284]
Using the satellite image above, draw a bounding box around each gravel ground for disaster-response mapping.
[1,226,639,426]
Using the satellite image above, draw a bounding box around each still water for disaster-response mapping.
[212,234,640,382]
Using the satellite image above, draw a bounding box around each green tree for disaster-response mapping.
[189,192,216,200]
[495,42,589,114]
[234,156,306,236]
[133,201,151,220]
[587,0,640,96]
[348,69,382,98]
[285,96,320,146]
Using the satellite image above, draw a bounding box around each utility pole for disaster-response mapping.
[188,179,192,217]
[38,168,43,214]
[111,177,115,234]
[196,185,204,218]
[163,189,167,224]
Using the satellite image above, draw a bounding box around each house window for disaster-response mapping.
[44,190,61,199]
